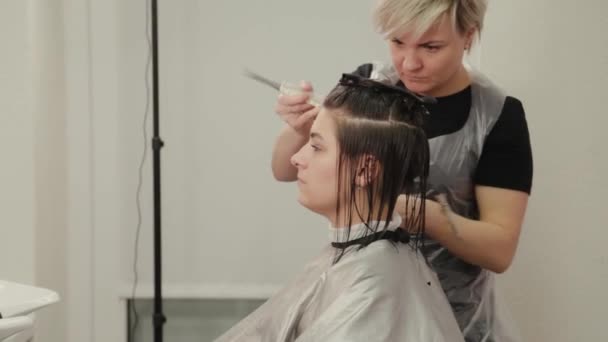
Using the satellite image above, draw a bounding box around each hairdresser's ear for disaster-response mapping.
[355,155,380,188]
[464,27,477,50]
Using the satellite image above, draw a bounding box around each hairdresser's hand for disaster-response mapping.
[274,81,320,136]
[395,194,438,233]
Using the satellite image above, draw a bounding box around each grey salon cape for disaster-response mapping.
[215,215,465,342]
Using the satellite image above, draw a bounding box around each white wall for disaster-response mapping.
[87,1,608,340]
[2,0,607,341]
[63,0,96,340]
[1,0,36,286]
[483,1,608,341]
[113,0,390,298]
[1,0,67,341]
[58,1,391,341]
[30,0,68,340]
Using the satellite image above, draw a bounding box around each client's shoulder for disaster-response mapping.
[332,241,424,288]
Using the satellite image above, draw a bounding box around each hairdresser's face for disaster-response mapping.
[290,109,339,221]
[388,13,473,97]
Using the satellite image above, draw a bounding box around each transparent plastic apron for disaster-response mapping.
[425,70,521,342]
[372,62,522,341]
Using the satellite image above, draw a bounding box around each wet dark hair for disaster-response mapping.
[324,73,431,260]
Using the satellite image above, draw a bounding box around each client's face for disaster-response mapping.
[290,109,340,220]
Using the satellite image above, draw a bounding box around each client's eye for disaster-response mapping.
[311,144,321,152]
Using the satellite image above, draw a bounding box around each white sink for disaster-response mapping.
[0,280,59,341]
[0,317,32,340]
[0,280,59,318]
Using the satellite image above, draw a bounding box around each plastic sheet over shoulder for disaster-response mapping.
[214,242,465,342]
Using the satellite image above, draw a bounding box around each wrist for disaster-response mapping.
[289,125,311,141]
[424,199,447,238]
[425,196,463,242]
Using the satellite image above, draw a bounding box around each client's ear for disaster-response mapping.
[354,154,380,188]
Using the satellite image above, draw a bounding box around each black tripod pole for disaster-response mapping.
[150,0,166,341]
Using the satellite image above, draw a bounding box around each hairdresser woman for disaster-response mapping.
[269,1,532,341]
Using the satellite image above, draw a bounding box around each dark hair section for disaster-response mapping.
[324,73,431,261]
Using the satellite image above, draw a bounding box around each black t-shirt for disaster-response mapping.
[352,64,533,194]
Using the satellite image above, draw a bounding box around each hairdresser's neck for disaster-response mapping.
[424,64,471,97]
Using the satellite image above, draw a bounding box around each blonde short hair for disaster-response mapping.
[373,0,487,39]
